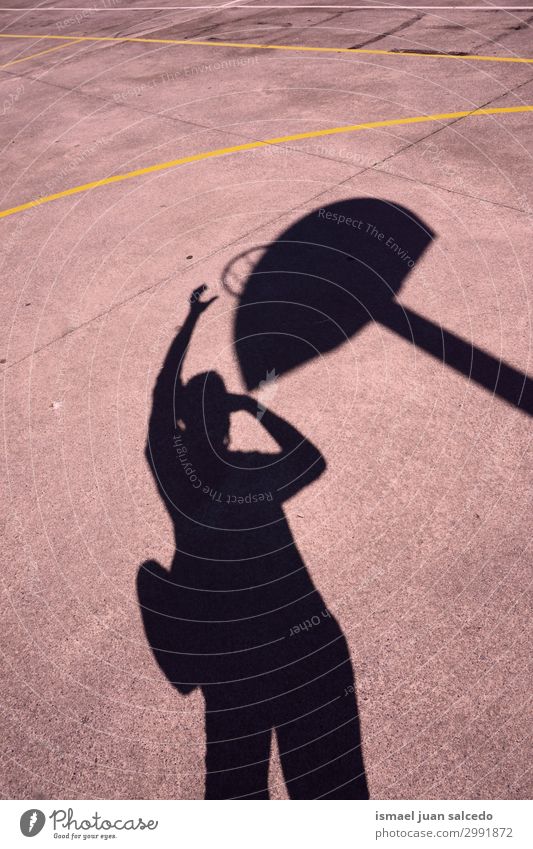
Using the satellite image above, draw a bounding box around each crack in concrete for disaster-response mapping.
[370,71,533,175]
[368,164,533,215]
[3,56,533,241]
[3,37,533,228]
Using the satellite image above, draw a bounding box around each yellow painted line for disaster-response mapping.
[1,105,532,221]
[0,37,84,69]
[0,31,532,65]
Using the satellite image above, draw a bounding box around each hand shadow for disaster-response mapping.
[137,288,368,799]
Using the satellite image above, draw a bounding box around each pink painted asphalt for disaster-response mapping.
[1,1,531,800]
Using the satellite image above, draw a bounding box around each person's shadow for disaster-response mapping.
[138,196,532,801]
[137,286,368,799]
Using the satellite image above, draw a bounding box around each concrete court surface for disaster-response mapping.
[0,0,532,800]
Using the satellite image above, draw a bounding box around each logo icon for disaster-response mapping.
[20,810,45,837]
[257,369,278,420]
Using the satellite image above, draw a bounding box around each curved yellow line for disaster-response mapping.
[0,31,532,65]
[1,105,532,221]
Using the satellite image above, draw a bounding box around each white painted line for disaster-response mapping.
[1,5,533,10]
